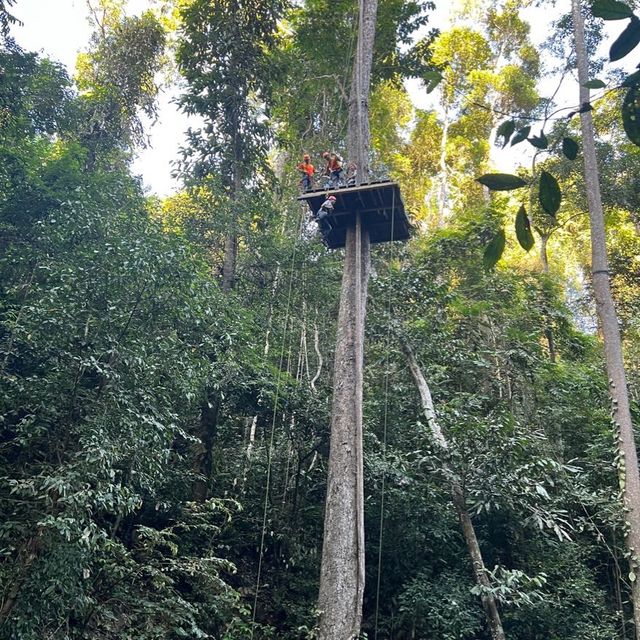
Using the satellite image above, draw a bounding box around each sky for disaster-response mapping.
[10,0,193,196]
[8,0,626,197]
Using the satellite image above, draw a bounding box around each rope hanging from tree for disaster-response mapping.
[251,209,306,638]
[374,185,395,639]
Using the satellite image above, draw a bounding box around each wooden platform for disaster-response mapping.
[297,181,411,249]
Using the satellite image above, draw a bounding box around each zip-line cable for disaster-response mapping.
[251,207,305,638]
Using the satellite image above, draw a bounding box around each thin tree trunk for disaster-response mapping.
[222,126,242,293]
[317,0,376,635]
[310,311,323,392]
[437,105,450,227]
[221,233,237,293]
[400,338,506,640]
[572,4,640,637]
[539,232,550,273]
[192,394,220,501]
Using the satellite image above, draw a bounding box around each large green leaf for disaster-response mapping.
[511,125,531,146]
[592,0,634,20]
[539,170,561,218]
[424,71,443,94]
[528,132,548,149]
[477,173,527,191]
[483,229,506,269]
[622,84,640,146]
[515,205,534,251]
[610,16,640,61]
[582,78,606,89]
[562,137,579,160]
[496,120,515,148]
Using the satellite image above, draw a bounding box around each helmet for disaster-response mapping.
[328,195,336,201]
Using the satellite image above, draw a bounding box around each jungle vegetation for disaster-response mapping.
[1,0,640,638]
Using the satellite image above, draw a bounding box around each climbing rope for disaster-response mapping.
[374,185,396,639]
[251,208,306,638]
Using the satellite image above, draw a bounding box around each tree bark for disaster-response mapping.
[317,225,370,639]
[317,2,377,636]
[437,105,450,227]
[572,4,640,637]
[192,394,220,501]
[222,116,242,293]
[221,233,237,293]
[346,0,378,184]
[400,338,506,640]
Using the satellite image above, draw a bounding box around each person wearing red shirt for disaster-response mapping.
[322,151,344,188]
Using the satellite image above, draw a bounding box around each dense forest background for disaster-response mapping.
[2,0,640,638]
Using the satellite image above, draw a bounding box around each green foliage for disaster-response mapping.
[539,170,562,218]
[397,570,483,639]
[511,125,531,146]
[2,4,640,639]
[528,131,549,149]
[76,11,166,158]
[477,173,527,190]
[0,44,73,138]
[583,78,607,89]
[0,163,253,637]
[176,0,284,184]
[483,228,506,268]
[497,119,516,147]
[609,15,640,61]
[592,0,634,20]
[515,204,534,251]
[269,0,436,152]
[0,0,18,37]
[562,136,579,160]
[622,84,640,146]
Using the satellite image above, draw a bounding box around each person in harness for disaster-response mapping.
[316,195,336,223]
[322,151,344,188]
[297,153,315,191]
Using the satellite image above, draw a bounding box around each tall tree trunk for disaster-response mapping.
[437,104,450,227]
[572,4,640,637]
[221,233,237,293]
[317,225,371,639]
[222,127,242,293]
[346,0,378,183]
[192,394,220,501]
[400,338,507,640]
[317,0,377,637]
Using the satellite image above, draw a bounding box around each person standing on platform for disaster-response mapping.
[322,151,344,188]
[297,153,315,191]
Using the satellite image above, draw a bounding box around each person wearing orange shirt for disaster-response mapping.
[322,151,344,188]
[297,153,315,191]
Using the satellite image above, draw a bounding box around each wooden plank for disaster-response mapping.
[296,180,400,201]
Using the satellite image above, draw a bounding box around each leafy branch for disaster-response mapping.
[475,0,640,268]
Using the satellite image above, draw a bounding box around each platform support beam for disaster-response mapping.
[317,0,377,637]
